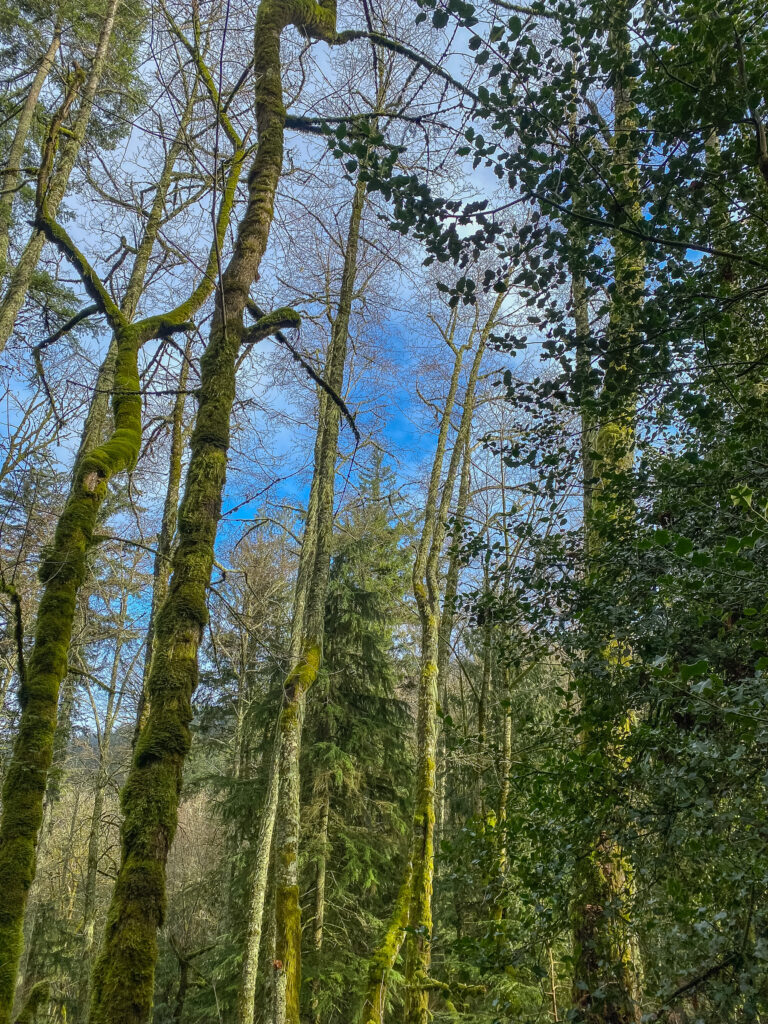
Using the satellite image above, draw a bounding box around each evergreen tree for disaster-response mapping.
[300,454,413,1024]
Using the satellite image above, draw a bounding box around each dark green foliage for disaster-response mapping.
[299,456,414,1022]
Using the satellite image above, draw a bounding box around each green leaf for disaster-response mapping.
[675,536,693,556]
[681,659,708,683]
[730,484,753,508]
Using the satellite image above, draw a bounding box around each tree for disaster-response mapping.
[87,0,334,1015]
[0,17,242,1012]
[301,454,412,1024]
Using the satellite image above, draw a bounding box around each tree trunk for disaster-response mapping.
[87,2,337,1018]
[272,171,366,1024]
[493,665,512,924]
[309,785,330,1024]
[0,24,61,276]
[238,345,327,1024]
[0,74,230,1021]
[404,296,502,1022]
[237,729,281,1024]
[476,559,492,819]
[570,6,644,1021]
[435,438,470,866]
[403,608,440,1024]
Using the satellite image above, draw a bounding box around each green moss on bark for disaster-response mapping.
[359,863,413,1024]
[571,836,639,1024]
[87,3,336,1019]
[0,320,141,1024]
[571,7,644,1020]
[0,116,241,1019]
[13,980,49,1024]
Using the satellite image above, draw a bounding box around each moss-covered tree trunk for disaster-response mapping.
[0,310,141,1023]
[476,558,492,818]
[0,23,61,278]
[358,863,413,1024]
[237,728,281,1024]
[0,80,229,1019]
[0,0,120,352]
[13,371,116,1012]
[309,783,330,1024]
[493,423,518,923]
[404,357,480,1023]
[434,437,470,866]
[570,7,644,1021]
[13,104,196,995]
[87,2,337,1018]
[404,294,504,1022]
[272,172,366,1024]
[135,337,192,738]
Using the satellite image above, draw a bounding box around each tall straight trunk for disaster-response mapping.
[476,559,492,818]
[493,434,516,925]
[313,790,330,953]
[272,172,366,1024]
[436,436,471,687]
[434,438,470,864]
[134,337,192,738]
[570,6,644,1022]
[493,664,512,924]
[88,2,337,1018]
[404,293,504,1023]
[309,785,330,1024]
[0,0,120,352]
[237,729,281,1024]
[358,863,413,1024]
[0,24,61,276]
[237,369,331,1024]
[0,84,230,1023]
[74,603,127,1024]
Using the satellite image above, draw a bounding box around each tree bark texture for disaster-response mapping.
[87,1,337,1017]
[570,6,644,1021]
[272,171,366,1024]
[0,89,236,1022]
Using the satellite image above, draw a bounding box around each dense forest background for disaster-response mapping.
[0,0,766,1021]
